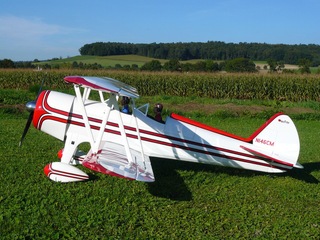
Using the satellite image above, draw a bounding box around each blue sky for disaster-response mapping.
[1,0,319,61]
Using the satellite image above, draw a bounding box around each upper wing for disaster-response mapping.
[64,76,139,98]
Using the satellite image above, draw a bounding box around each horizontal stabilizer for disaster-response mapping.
[240,145,297,169]
[293,162,304,169]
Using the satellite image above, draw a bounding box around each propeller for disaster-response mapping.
[19,79,45,147]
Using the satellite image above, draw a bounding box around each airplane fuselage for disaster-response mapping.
[33,90,298,174]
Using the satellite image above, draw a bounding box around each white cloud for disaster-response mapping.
[0,15,66,40]
[0,15,86,60]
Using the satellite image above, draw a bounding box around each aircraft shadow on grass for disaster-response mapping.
[283,162,320,184]
[146,158,320,201]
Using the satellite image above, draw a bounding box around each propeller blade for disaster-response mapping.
[19,111,34,147]
[19,77,45,147]
[36,78,45,100]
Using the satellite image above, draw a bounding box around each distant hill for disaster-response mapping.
[38,55,167,68]
[36,54,303,72]
[79,41,320,66]
[36,55,206,68]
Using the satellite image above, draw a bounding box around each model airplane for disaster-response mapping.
[20,76,303,182]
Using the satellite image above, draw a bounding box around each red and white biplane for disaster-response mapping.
[20,76,303,182]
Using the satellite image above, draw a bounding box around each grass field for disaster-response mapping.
[1,82,320,238]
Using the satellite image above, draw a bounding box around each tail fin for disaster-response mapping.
[247,113,302,169]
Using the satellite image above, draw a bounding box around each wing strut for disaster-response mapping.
[75,84,117,154]
[93,94,112,153]
[132,101,147,175]
[82,87,91,101]
[74,83,134,164]
[111,94,134,165]
[74,85,96,149]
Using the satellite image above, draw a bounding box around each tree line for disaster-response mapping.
[140,58,257,73]
[79,41,320,66]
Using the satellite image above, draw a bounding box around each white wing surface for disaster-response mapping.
[64,76,139,98]
[82,142,155,182]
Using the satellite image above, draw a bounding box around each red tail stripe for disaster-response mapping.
[170,112,283,143]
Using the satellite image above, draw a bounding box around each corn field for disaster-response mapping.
[1,69,320,101]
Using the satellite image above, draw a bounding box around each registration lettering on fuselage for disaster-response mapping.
[255,138,275,146]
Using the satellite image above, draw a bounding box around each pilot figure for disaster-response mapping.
[154,103,164,123]
[121,96,130,114]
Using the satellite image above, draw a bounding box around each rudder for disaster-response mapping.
[249,113,301,169]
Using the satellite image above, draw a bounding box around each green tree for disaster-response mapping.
[267,59,284,72]
[180,63,194,72]
[123,65,131,70]
[114,64,122,69]
[131,64,139,70]
[193,61,207,72]
[163,59,181,71]
[298,58,311,73]
[267,59,277,72]
[205,60,220,72]
[0,59,15,68]
[141,60,162,71]
[72,61,79,68]
[225,58,256,72]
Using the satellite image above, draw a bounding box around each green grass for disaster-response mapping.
[1,89,320,239]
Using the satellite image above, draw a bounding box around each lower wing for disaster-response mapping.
[82,141,155,182]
